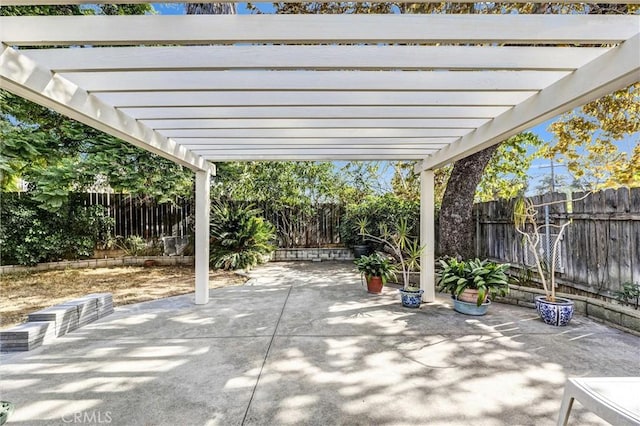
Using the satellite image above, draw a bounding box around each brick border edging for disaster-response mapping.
[271,248,354,262]
[495,284,640,336]
[0,256,195,275]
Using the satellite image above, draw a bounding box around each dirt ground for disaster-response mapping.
[0,266,246,329]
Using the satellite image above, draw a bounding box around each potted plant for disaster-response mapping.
[437,258,510,316]
[351,218,372,259]
[513,195,585,326]
[354,252,397,294]
[358,217,425,308]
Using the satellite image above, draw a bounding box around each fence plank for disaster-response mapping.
[475,187,639,296]
[631,187,640,285]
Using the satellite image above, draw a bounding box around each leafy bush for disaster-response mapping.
[209,201,276,270]
[0,192,113,266]
[114,235,160,256]
[615,282,640,309]
[340,193,419,248]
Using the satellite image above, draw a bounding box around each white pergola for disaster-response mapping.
[1,5,638,305]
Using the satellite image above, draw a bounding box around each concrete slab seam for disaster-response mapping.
[241,284,293,426]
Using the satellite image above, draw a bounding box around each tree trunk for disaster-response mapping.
[438,145,499,259]
[186,2,236,15]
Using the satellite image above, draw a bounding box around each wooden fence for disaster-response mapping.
[474,187,640,295]
[260,202,344,248]
[83,194,343,247]
[83,193,192,239]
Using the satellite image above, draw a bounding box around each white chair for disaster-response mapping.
[557,377,640,426]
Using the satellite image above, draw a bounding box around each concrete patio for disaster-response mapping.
[1,261,639,425]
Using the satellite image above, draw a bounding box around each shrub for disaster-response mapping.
[615,282,640,310]
[340,194,419,248]
[115,235,149,256]
[0,192,113,266]
[209,201,276,270]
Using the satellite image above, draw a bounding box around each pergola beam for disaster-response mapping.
[179,139,453,147]
[198,153,439,161]
[21,45,609,72]
[120,106,511,120]
[60,70,569,92]
[2,15,638,46]
[95,91,535,108]
[416,33,640,171]
[161,128,468,138]
[0,44,211,172]
[142,118,489,130]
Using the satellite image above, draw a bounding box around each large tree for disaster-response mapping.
[1,2,240,209]
[266,1,638,259]
[0,4,197,210]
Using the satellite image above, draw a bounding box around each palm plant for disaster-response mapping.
[209,201,276,270]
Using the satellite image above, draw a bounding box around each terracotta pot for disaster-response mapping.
[366,276,384,294]
[457,288,487,305]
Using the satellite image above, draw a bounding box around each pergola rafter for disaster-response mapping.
[2,15,638,45]
[1,12,638,304]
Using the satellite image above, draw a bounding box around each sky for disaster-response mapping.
[151,3,639,193]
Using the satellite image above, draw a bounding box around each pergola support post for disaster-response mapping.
[195,168,211,305]
[420,169,436,302]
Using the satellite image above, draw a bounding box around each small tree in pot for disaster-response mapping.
[357,217,425,307]
[513,194,590,326]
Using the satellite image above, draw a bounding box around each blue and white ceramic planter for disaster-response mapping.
[452,297,491,316]
[399,289,424,308]
[535,295,574,326]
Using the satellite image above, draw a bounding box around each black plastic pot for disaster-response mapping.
[352,245,371,259]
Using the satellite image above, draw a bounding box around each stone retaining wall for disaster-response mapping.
[271,248,353,262]
[496,284,640,336]
[0,256,195,275]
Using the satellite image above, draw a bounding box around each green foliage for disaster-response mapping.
[354,252,397,284]
[0,3,151,16]
[0,2,186,211]
[337,161,384,204]
[0,93,194,209]
[340,193,419,248]
[476,132,544,202]
[615,282,640,310]
[209,201,276,270]
[437,258,510,306]
[214,161,340,208]
[0,193,113,266]
[115,236,147,257]
[543,83,640,188]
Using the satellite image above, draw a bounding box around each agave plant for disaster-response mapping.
[209,201,276,270]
